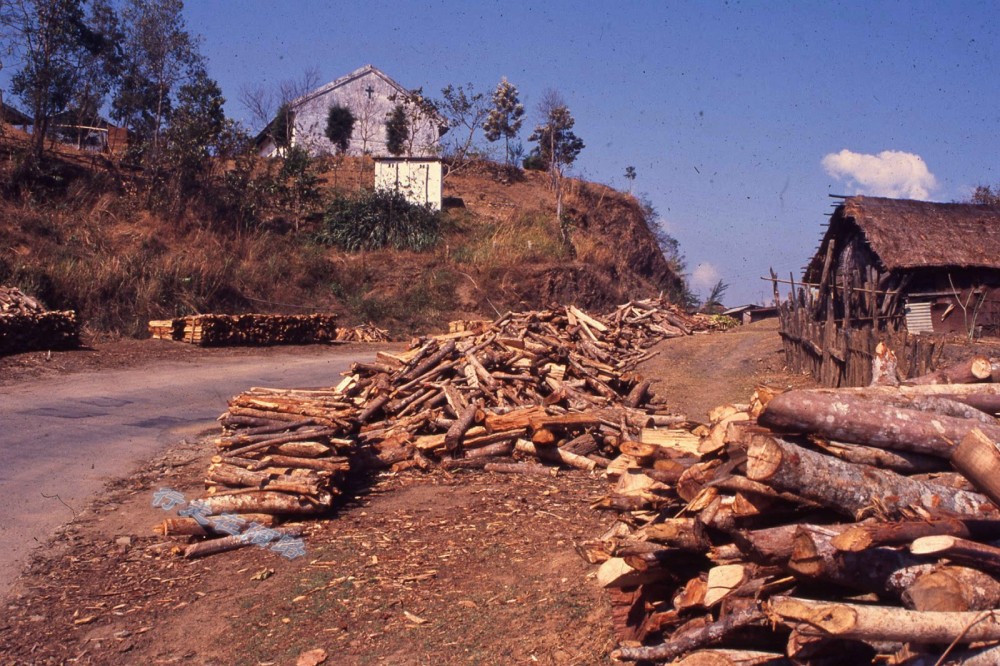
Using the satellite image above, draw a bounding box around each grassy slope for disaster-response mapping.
[0,131,681,338]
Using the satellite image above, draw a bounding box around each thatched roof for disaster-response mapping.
[805,196,1000,280]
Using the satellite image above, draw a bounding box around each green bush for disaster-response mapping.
[316,189,441,251]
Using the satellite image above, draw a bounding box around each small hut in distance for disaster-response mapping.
[803,195,1000,337]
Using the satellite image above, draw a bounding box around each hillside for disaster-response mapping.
[0,130,683,338]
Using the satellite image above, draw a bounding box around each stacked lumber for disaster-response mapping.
[593,358,1000,664]
[333,323,390,342]
[165,299,708,555]
[0,286,79,354]
[147,314,338,346]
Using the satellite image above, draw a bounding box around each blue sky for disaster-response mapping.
[16,1,1000,305]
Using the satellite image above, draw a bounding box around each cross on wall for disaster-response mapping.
[365,85,375,99]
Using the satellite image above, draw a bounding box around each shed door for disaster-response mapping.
[904,299,934,334]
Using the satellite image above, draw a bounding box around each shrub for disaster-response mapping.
[316,189,441,251]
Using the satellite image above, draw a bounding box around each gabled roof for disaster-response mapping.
[290,64,407,108]
[805,195,1000,281]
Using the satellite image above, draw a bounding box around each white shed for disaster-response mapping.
[374,158,443,210]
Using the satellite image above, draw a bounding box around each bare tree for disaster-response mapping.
[238,66,319,154]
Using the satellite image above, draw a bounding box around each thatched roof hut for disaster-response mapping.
[806,196,1000,280]
[804,196,1000,336]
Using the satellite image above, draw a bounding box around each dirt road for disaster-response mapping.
[0,346,376,598]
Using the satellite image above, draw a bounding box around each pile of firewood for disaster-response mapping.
[0,286,79,355]
[591,355,1000,664]
[162,299,710,556]
[333,323,390,342]
[148,313,339,346]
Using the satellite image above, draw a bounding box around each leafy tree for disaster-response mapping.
[483,76,524,165]
[439,82,487,168]
[111,0,202,157]
[388,87,443,156]
[6,0,109,159]
[324,103,354,154]
[624,165,636,193]
[161,66,226,201]
[528,90,584,223]
[384,103,407,156]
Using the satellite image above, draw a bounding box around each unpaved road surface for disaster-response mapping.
[0,346,376,598]
[0,323,813,665]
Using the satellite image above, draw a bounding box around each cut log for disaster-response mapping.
[768,595,1000,643]
[183,525,304,559]
[952,428,1000,508]
[910,535,1000,573]
[830,518,1000,553]
[789,524,934,597]
[674,649,790,666]
[746,435,997,519]
[482,462,558,477]
[902,566,1000,611]
[905,355,993,385]
[611,605,765,662]
[704,564,750,607]
[197,491,332,515]
[759,390,1000,458]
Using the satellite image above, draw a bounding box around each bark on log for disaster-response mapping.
[197,491,332,515]
[482,462,558,476]
[674,649,790,666]
[611,605,765,662]
[183,525,304,559]
[789,524,934,597]
[813,440,948,475]
[759,390,1000,458]
[768,595,1000,643]
[746,435,997,519]
[830,518,1000,553]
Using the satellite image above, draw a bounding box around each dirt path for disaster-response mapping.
[0,324,811,665]
[640,319,815,421]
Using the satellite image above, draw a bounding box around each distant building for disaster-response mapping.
[803,195,1000,336]
[722,304,779,325]
[258,64,446,158]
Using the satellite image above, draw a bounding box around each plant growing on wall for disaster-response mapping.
[324,104,355,155]
[384,104,408,156]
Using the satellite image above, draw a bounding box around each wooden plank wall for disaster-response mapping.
[772,277,941,387]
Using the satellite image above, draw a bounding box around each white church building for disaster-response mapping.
[259,64,446,158]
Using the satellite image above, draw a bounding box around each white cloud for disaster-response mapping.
[821,149,937,199]
[691,263,721,291]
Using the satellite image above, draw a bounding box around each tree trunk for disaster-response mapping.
[611,605,766,663]
[746,435,997,519]
[910,535,1000,573]
[769,595,1000,643]
[758,390,1000,458]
